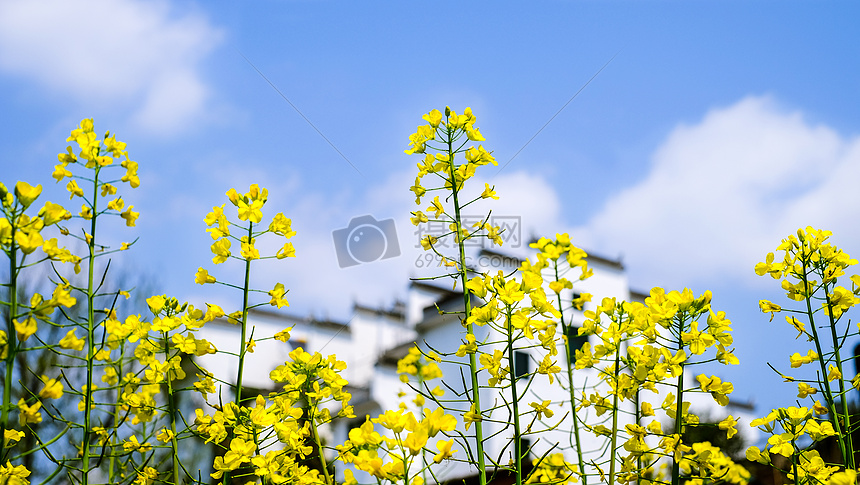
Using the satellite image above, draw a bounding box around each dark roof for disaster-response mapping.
[726,399,755,412]
[305,318,349,332]
[484,243,625,270]
[417,293,468,332]
[353,301,406,320]
[629,289,650,302]
[344,384,372,406]
[377,340,417,367]
[584,251,624,270]
[248,307,303,321]
[477,247,525,265]
[409,279,459,297]
[243,308,350,333]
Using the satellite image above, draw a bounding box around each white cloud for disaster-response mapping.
[0,0,222,135]
[572,95,860,290]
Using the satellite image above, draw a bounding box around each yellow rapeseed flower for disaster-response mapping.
[39,376,63,400]
[120,206,139,226]
[58,330,85,351]
[434,439,456,463]
[268,283,289,308]
[463,404,481,430]
[13,317,37,342]
[14,182,42,209]
[210,238,231,264]
[123,435,152,454]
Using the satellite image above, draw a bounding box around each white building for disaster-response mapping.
[197,301,413,399]
[197,245,756,483]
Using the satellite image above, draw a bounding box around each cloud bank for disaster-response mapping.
[0,0,222,135]
[573,96,860,291]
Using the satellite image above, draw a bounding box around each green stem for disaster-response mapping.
[11,424,70,460]
[82,166,101,485]
[108,341,125,483]
[234,222,253,408]
[799,259,847,461]
[418,372,427,485]
[671,315,686,485]
[554,262,587,485]
[608,339,621,485]
[1,212,18,463]
[164,332,181,485]
[400,439,410,485]
[309,406,333,485]
[505,307,523,485]
[225,221,254,485]
[634,390,641,485]
[791,438,799,485]
[823,281,854,468]
[447,123,486,485]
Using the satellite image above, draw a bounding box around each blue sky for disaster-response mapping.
[2,0,860,437]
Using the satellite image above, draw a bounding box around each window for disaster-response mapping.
[290,338,307,351]
[513,350,529,379]
[571,292,585,311]
[508,437,531,464]
[347,416,367,434]
[566,325,588,364]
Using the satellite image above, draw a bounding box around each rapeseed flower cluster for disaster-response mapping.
[406,107,501,255]
[396,347,443,385]
[404,109,750,485]
[4,112,860,485]
[203,184,297,266]
[527,453,580,485]
[404,108,507,485]
[566,284,746,483]
[337,406,458,483]
[1,119,147,485]
[747,227,860,481]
